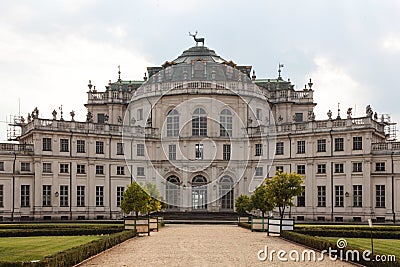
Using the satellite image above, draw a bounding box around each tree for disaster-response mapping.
[120,181,150,217]
[265,171,304,218]
[250,183,274,218]
[143,182,164,214]
[235,194,251,216]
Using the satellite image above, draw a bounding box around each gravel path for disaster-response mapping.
[79,225,355,267]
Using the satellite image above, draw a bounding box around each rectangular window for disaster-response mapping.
[334,163,344,173]
[117,166,125,175]
[42,163,52,173]
[334,138,344,151]
[276,166,284,173]
[297,165,306,175]
[42,185,51,206]
[137,167,145,176]
[97,113,105,124]
[353,185,362,207]
[137,109,143,121]
[60,163,69,173]
[60,185,69,207]
[223,144,231,161]
[169,144,176,160]
[297,186,305,207]
[255,144,263,156]
[96,141,104,154]
[376,185,385,208]
[297,140,305,154]
[375,162,386,172]
[276,142,284,155]
[21,162,30,172]
[60,139,69,152]
[317,164,326,174]
[77,164,85,174]
[77,186,85,207]
[0,184,4,207]
[116,143,124,155]
[294,113,303,123]
[42,138,52,151]
[255,167,263,177]
[353,137,363,150]
[317,139,326,152]
[353,162,362,173]
[136,144,144,156]
[117,186,124,207]
[335,185,344,207]
[317,186,326,207]
[77,140,85,153]
[21,185,30,207]
[195,144,203,160]
[96,165,104,175]
[256,108,262,120]
[96,186,104,207]
[0,162,4,171]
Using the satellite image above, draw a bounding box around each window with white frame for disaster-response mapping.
[353,136,363,150]
[21,185,30,207]
[297,140,305,154]
[60,185,68,207]
[255,144,263,156]
[375,162,386,172]
[117,143,124,155]
[255,167,263,177]
[317,139,326,152]
[169,144,176,160]
[192,108,207,136]
[0,162,4,171]
[96,141,104,154]
[42,163,52,173]
[42,185,51,206]
[137,167,145,176]
[353,185,362,207]
[223,144,231,161]
[137,144,144,156]
[276,142,284,155]
[60,163,69,173]
[0,184,3,207]
[167,109,179,137]
[77,186,85,207]
[317,186,326,207]
[60,139,69,152]
[334,163,344,173]
[297,186,305,207]
[335,185,344,207]
[117,166,125,175]
[77,140,85,153]
[117,186,124,207]
[96,186,104,206]
[297,165,306,175]
[376,185,385,208]
[77,164,85,174]
[317,164,326,174]
[96,165,104,175]
[353,162,362,172]
[42,138,52,151]
[334,138,344,151]
[220,109,232,137]
[21,162,30,172]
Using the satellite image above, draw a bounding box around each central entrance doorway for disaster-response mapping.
[192,175,207,210]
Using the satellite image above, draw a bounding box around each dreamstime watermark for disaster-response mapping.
[257,238,396,263]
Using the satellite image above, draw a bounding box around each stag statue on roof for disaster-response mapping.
[189,31,205,46]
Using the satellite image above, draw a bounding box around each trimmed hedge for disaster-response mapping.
[295,225,400,232]
[282,231,400,267]
[0,230,136,267]
[0,228,123,237]
[0,224,123,230]
[294,229,400,239]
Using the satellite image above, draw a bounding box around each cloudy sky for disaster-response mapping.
[1,0,400,140]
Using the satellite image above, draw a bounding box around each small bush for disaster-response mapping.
[0,228,123,237]
[294,229,400,239]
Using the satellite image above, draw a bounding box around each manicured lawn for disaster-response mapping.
[320,237,400,259]
[0,236,102,262]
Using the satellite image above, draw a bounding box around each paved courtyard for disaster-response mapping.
[79,225,355,267]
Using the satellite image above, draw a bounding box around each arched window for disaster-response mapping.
[167,109,179,137]
[220,176,234,210]
[166,176,180,209]
[192,108,207,136]
[220,109,232,137]
[192,175,207,210]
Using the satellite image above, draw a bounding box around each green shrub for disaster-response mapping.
[294,229,400,239]
[0,228,123,237]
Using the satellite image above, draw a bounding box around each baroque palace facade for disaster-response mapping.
[0,43,399,222]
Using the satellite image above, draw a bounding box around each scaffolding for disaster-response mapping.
[380,114,397,141]
[7,115,23,141]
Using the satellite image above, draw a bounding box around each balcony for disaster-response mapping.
[0,143,34,155]
[372,142,400,154]
[87,90,132,105]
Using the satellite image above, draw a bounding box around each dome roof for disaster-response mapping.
[172,46,226,64]
[144,46,252,84]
